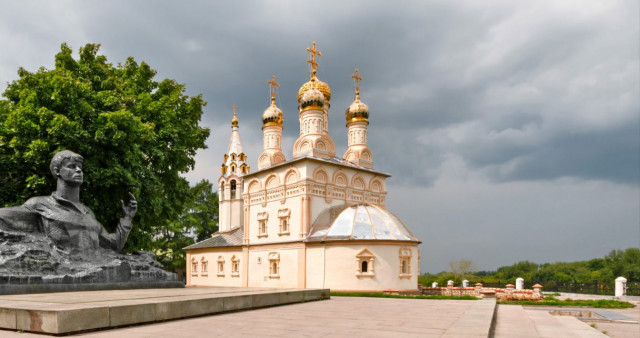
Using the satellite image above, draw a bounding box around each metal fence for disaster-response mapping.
[472,280,640,296]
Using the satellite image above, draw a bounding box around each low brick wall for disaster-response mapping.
[418,283,543,301]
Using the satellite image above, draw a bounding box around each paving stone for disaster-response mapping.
[0,307,16,330]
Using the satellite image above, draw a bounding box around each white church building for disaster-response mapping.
[184,43,421,292]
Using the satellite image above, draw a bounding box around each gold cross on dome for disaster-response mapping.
[306,41,322,76]
[267,75,280,102]
[351,68,363,97]
[232,104,237,117]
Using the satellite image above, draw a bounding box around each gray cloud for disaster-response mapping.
[1,0,637,272]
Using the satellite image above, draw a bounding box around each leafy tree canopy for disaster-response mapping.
[155,179,219,272]
[420,248,640,284]
[0,43,210,252]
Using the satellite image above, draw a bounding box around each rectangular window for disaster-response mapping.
[231,256,240,277]
[257,212,268,238]
[399,248,412,279]
[277,208,290,236]
[268,252,280,279]
[217,256,225,277]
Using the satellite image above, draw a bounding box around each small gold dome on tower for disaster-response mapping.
[262,102,283,127]
[298,78,331,103]
[345,99,369,125]
[300,87,325,111]
[298,41,331,103]
[231,104,239,127]
[345,68,369,125]
[263,75,284,128]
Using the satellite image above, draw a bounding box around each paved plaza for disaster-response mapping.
[2,294,636,337]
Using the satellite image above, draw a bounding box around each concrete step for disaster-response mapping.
[0,287,329,335]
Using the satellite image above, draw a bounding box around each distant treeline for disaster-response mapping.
[420,248,640,286]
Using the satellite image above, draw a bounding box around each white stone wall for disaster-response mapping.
[247,245,303,288]
[306,243,419,291]
[188,250,244,287]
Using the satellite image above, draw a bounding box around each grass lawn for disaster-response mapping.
[330,292,477,300]
[498,297,635,309]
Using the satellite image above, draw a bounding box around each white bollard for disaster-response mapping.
[462,280,469,287]
[432,282,438,288]
[615,277,627,297]
[516,277,524,290]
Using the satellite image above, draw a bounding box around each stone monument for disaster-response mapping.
[0,150,182,294]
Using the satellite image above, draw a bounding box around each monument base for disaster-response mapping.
[1,228,180,295]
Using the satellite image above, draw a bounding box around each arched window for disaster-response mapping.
[191,258,198,275]
[201,257,208,275]
[356,249,375,278]
[278,208,290,235]
[230,180,237,199]
[231,255,240,277]
[220,183,225,201]
[268,252,280,279]
[217,256,225,277]
[399,247,412,279]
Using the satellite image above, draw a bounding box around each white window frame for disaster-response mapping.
[217,256,225,277]
[399,247,412,279]
[356,249,375,278]
[278,208,291,236]
[231,255,240,277]
[191,258,198,276]
[201,257,208,276]
[257,212,268,238]
[268,252,280,279]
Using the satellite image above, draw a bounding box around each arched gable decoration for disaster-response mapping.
[351,175,365,190]
[313,167,329,183]
[265,174,280,189]
[284,168,300,184]
[332,171,348,187]
[369,178,383,193]
[247,179,261,193]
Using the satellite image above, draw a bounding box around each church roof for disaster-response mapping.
[183,226,243,250]
[226,126,243,156]
[306,204,420,243]
[243,155,390,178]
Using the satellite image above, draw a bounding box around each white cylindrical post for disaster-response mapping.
[432,282,438,288]
[615,277,627,297]
[516,277,524,290]
[462,280,469,287]
[447,280,454,286]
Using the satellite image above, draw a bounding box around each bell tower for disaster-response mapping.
[219,105,249,232]
[343,69,372,168]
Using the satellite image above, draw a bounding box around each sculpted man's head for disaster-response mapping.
[50,150,84,186]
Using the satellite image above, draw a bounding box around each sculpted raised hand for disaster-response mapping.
[121,192,137,221]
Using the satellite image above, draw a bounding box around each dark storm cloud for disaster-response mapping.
[1,0,638,272]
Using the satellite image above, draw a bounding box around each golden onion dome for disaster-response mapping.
[298,78,331,103]
[300,88,325,110]
[345,96,369,124]
[262,100,283,127]
[231,113,239,127]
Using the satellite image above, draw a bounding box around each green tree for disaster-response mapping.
[155,179,219,272]
[0,43,210,252]
[449,259,477,280]
[603,248,640,281]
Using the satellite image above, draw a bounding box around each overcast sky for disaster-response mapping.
[1,0,638,273]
